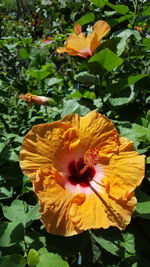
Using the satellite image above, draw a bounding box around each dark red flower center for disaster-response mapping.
[68,158,95,187]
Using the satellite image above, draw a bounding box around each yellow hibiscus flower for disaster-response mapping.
[20,111,145,236]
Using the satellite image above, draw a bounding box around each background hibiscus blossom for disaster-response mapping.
[57,20,110,58]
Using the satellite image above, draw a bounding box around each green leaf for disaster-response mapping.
[69,91,83,98]
[109,86,136,107]
[104,10,117,16]
[88,48,123,72]
[132,30,141,41]
[25,202,40,227]
[2,200,40,227]
[27,249,40,267]
[75,71,98,85]
[99,37,121,54]
[36,253,69,267]
[42,63,53,72]
[89,0,108,8]
[146,156,150,164]
[1,146,19,162]
[3,199,26,222]
[0,187,13,199]
[83,91,96,99]
[0,255,26,267]
[22,37,32,44]
[45,77,63,87]
[29,68,50,80]
[108,13,134,28]
[77,13,95,26]
[61,99,90,117]
[143,6,150,16]
[25,232,46,250]
[2,199,26,222]
[107,3,129,15]
[70,90,96,100]
[121,233,135,254]
[132,124,150,142]
[143,38,150,49]
[117,121,150,150]
[93,235,120,255]
[91,229,122,256]
[114,29,141,56]
[109,74,148,94]
[0,140,7,153]
[116,29,134,56]
[19,48,30,59]
[135,190,150,220]
[0,221,24,247]
[22,175,33,194]
[5,43,18,50]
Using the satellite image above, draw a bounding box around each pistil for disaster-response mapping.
[79,164,89,175]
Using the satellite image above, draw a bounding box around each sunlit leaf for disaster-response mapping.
[121,233,135,254]
[77,13,95,26]
[146,156,150,164]
[89,0,108,8]
[2,199,27,222]
[45,77,63,86]
[0,187,13,200]
[2,200,40,227]
[135,190,150,220]
[29,68,50,80]
[91,229,122,256]
[27,249,40,267]
[89,48,123,72]
[92,235,120,256]
[83,91,96,99]
[36,253,69,267]
[107,3,129,15]
[117,121,150,150]
[0,221,24,247]
[61,99,90,117]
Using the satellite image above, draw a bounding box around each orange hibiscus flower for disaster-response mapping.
[57,20,110,58]
[18,93,49,106]
[20,111,145,236]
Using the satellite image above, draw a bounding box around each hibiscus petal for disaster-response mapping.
[57,47,67,53]
[74,23,82,34]
[66,33,87,52]
[93,20,111,43]
[34,167,86,236]
[69,184,137,232]
[104,137,145,200]
[20,121,79,179]
[62,111,119,154]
